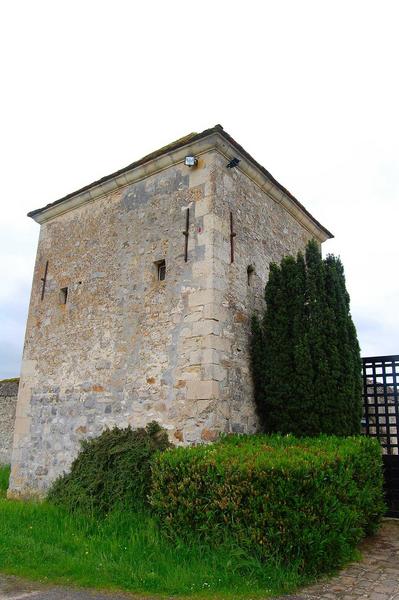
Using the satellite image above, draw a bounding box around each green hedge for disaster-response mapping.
[150,435,385,574]
[48,422,172,513]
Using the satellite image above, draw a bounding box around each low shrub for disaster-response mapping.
[150,434,385,574]
[48,422,172,513]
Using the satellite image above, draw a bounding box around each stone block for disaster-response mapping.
[234,311,248,323]
[188,159,208,188]
[13,416,31,436]
[193,399,215,416]
[231,422,245,433]
[186,380,220,400]
[203,364,227,381]
[180,366,201,381]
[192,320,220,337]
[189,350,203,364]
[183,311,203,323]
[195,197,212,218]
[174,379,186,389]
[194,275,214,291]
[180,327,193,338]
[201,348,219,364]
[201,334,232,351]
[182,337,201,352]
[201,428,219,441]
[173,429,184,442]
[188,289,214,307]
[203,213,226,234]
[203,303,228,322]
[192,260,213,279]
[15,401,29,419]
[92,384,104,392]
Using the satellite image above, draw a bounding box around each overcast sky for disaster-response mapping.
[1,1,398,378]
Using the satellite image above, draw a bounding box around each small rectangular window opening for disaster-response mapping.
[247,265,255,286]
[59,287,68,304]
[155,260,166,281]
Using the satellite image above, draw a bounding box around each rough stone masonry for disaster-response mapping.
[8,125,332,497]
[0,379,18,465]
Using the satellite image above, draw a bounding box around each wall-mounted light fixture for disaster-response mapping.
[227,157,240,169]
[184,155,198,167]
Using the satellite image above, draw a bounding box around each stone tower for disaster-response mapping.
[9,125,332,497]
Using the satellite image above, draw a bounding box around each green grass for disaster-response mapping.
[0,466,308,599]
[0,465,10,498]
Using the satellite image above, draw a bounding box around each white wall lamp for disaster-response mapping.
[184,155,198,167]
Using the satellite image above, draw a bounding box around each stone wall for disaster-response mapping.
[11,158,220,496]
[0,379,18,465]
[9,132,329,498]
[209,153,314,434]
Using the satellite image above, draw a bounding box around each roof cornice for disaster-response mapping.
[28,126,333,242]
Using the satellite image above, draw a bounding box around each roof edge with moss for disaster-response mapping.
[28,124,333,240]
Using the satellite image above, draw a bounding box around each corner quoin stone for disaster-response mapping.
[8,125,332,498]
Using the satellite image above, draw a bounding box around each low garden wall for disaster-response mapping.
[0,378,18,465]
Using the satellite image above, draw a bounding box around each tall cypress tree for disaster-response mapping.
[250,240,362,436]
[262,261,294,432]
[250,314,266,427]
[324,254,362,434]
[305,241,334,434]
[291,251,315,435]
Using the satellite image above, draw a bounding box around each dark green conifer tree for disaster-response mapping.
[250,240,362,436]
[324,254,362,434]
[250,314,266,426]
[305,240,334,433]
[262,261,292,432]
[291,251,315,435]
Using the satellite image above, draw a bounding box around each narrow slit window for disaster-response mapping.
[40,260,49,301]
[247,265,255,286]
[156,260,166,281]
[59,287,68,304]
